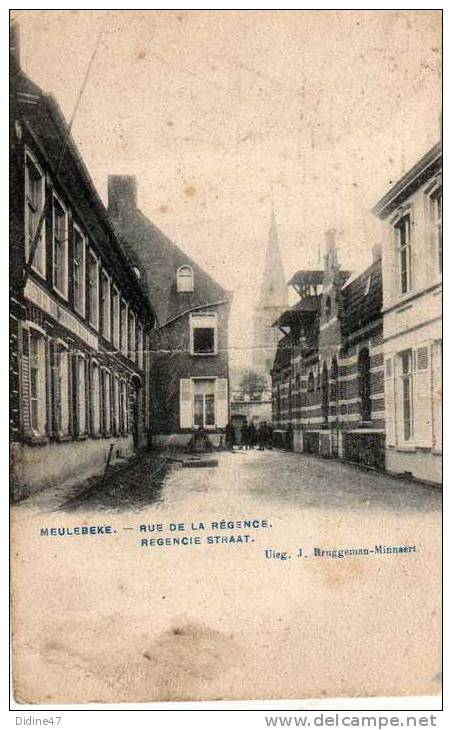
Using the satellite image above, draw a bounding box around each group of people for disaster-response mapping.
[224,420,273,450]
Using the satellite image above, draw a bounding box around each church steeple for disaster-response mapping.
[258,205,288,309]
[252,207,288,378]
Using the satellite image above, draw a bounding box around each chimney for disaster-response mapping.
[10,20,20,75]
[108,175,137,219]
[372,243,382,262]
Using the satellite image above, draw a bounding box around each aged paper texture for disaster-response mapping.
[10,9,442,704]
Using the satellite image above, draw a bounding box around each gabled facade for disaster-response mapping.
[108,176,232,447]
[271,231,385,468]
[9,28,155,499]
[373,142,442,484]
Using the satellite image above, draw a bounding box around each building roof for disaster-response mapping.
[341,258,382,337]
[372,141,442,219]
[12,67,154,318]
[288,270,324,288]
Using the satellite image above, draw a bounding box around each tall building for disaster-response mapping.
[9,27,155,500]
[252,208,288,381]
[108,176,232,448]
[373,142,442,484]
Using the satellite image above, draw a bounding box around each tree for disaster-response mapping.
[239,369,267,400]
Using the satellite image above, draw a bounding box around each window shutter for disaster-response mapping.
[215,378,229,428]
[432,341,442,451]
[20,325,31,435]
[384,356,396,446]
[179,379,193,428]
[414,345,433,448]
[51,340,62,434]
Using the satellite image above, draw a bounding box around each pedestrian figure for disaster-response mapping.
[240,420,249,450]
[248,421,257,449]
[225,421,235,450]
[258,421,267,450]
[286,423,293,451]
[266,423,274,449]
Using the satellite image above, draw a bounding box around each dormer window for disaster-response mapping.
[177,265,194,293]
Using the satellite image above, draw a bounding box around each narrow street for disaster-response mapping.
[13,449,442,704]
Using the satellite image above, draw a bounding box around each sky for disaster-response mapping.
[13,10,442,370]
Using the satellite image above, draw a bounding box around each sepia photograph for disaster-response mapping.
[9,9,442,706]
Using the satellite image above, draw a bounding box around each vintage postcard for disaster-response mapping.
[9,9,442,705]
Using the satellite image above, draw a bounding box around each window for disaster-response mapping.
[358,347,371,421]
[177,265,194,293]
[400,350,413,441]
[75,356,87,436]
[100,270,111,340]
[120,300,128,356]
[28,330,47,435]
[91,362,101,435]
[88,251,99,329]
[112,287,120,349]
[73,225,86,316]
[52,341,70,436]
[396,214,411,294]
[137,323,144,369]
[52,194,68,298]
[193,379,215,427]
[190,313,217,355]
[113,376,120,435]
[307,372,315,393]
[25,151,46,277]
[120,379,128,432]
[101,369,111,434]
[129,311,136,362]
[321,362,329,424]
[430,188,442,274]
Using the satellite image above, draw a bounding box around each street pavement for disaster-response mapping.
[12,448,442,704]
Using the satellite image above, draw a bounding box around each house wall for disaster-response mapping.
[379,159,442,484]
[10,68,153,501]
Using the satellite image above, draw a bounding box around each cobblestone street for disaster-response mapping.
[13,448,442,704]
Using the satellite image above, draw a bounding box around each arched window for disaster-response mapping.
[321,362,329,424]
[307,372,314,393]
[177,265,194,293]
[358,347,371,421]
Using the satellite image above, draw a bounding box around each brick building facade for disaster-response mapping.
[108,176,232,448]
[271,231,385,468]
[9,30,155,499]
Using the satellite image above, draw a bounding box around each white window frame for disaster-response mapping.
[399,349,414,442]
[28,325,47,436]
[54,339,70,436]
[113,374,120,435]
[88,249,99,330]
[100,269,111,341]
[190,312,218,356]
[76,354,87,436]
[101,367,111,435]
[52,192,69,300]
[24,149,46,279]
[73,223,86,317]
[430,187,442,275]
[112,285,120,350]
[192,377,216,429]
[177,265,194,293]
[91,359,101,435]
[394,213,412,296]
